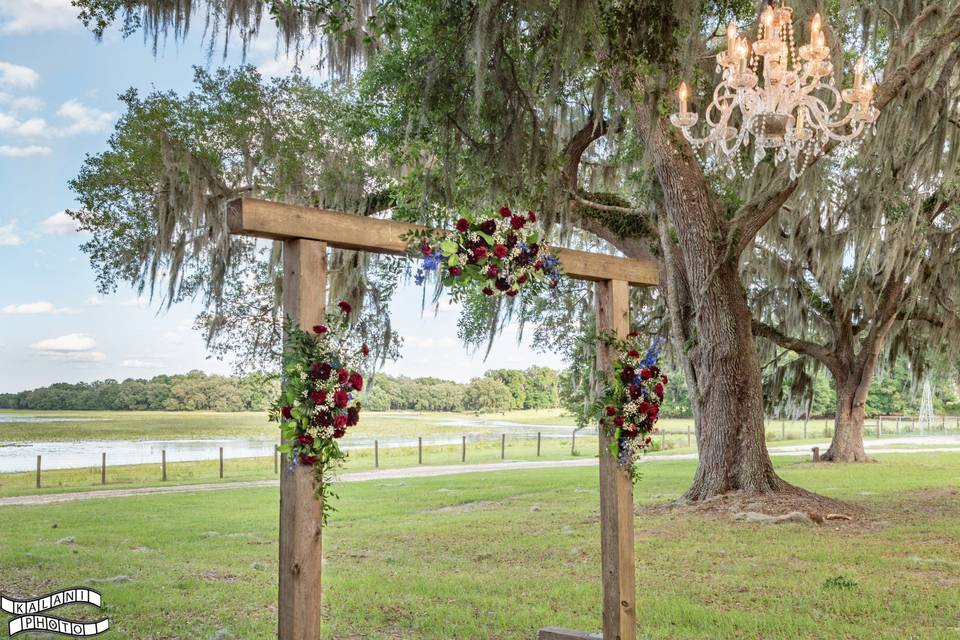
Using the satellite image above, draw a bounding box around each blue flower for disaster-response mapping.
[423,252,443,271]
[414,269,426,285]
[641,337,666,368]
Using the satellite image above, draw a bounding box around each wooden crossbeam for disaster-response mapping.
[227,198,659,287]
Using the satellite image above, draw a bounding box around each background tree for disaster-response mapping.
[71,0,960,499]
[463,377,513,413]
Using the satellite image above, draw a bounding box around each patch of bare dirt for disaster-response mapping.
[428,500,503,514]
[639,488,867,527]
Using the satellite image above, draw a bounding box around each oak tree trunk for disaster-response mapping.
[822,375,872,462]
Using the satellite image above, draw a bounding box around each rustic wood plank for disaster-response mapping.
[279,239,327,640]
[228,198,659,287]
[536,627,603,640]
[595,279,636,640]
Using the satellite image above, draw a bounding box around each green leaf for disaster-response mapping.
[447,254,460,267]
[440,239,458,255]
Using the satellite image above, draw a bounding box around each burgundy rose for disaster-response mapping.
[313,362,332,380]
[334,414,348,429]
[493,244,508,259]
[361,343,370,356]
[605,406,617,417]
[297,434,314,445]
[628,384,642,400]
[337,368,349,384]
[528,243,540,256]
[622,423,638,437]
[480,219,497,235]
[639,401,653,414]
[300,453,318,465]
[482,287,494,296]
[516,274,528,284]
[495,278,511,292]
[640,368,653,380]
[655,383,664,399]
[534,260,543,271]
[486,265,500,279]
[315,411,332,427]
[334,389,349,408]
[338,300,352,314]
[349,372,364,391]
[310,389,327,404]
[333,425,346,439]
[456,218,470,232]
[449,266,462,277]
[499,206,512,218]
[506,290,518,297]
[527,210,537,223]
[661,375,669,384]
[420,242,433,256]
[473,246,488,260]
[613,416,625,427]
[627,349,640,359]
[281,406,293,420]
[510,215,526,230]
[620,366,635,383]
[312,324,328,334]
[506,233,518,248]
[346,406,360,426]
[628,330,639,337]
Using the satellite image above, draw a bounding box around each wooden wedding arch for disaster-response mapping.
[227,197,660,640]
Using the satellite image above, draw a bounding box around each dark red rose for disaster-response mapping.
[420,242,433,256]
[337,368,349,383]
[449,266,462,277]
[300,453,318,465]
[333,425,346,439]
[506,289,518,297]
[480,219,497,235]
[361,343,370,356]
[613,416,625,427]
[534,260,543,271]
[649,404,660,418]
[482,287,494,296]
[456,218,470,232]
[313,362,332,380]
[640,368,653,380]
[281,405,293,420]
[297,434,314,445]
[622,423,638,437]
[473,246,488,260]
[499,206,512,218]
[527,210,537,223]
[346,406,360,426]
[516,274,528,284]
[628,330,639,337]
[605,406,617,416]
[644,436,653,445]
[315,411,332,427]
[493,244,508,259]
[506,233,518,248]
[661,375,669,384]
[334,389,349,408]
[510,215,526,230]
[655,383,664,399]
[349,372,363,391]
[310,390,327,404]
[486,265,500,279]
[627,349,640,358]
[620,366,635,383]
[338,300,352,314]
[312,324,328,334]
[650,366,661,377]
[629,384,642,400]
[549,279,558,289]
[639,401,653,414]
[334,414,348,429]
[528,243,540,255]
[495,278,511,292]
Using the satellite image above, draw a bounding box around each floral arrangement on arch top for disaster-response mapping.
[403,206,563,301]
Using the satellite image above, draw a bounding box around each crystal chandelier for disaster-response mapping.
[670,1,878,180]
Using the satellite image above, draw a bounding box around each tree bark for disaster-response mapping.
[822,375,871,463]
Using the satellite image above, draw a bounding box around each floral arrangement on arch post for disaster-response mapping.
[403,206,563,299]
[270,299,368,522]
[593,334,668,481]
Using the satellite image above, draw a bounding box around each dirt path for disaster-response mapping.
[3,442,959,508]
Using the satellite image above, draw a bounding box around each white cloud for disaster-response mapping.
[54,100,113,136]
[44,350,106,363]
[0,144,50,157]
[1,301,71,315]
[40,210,79,235]
[0,93,43,113]
[0,0,77,34]
[0,112,47,136]
[121,359,161,369]
[0,61,39,88]
[0,220,22,245]
[30,333,96,351]
[84,295,103,306]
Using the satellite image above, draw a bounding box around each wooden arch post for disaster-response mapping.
[226,198,657,640]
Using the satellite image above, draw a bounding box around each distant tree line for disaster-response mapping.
[0,371,279,412]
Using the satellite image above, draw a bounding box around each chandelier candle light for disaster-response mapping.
[670,1,878,179]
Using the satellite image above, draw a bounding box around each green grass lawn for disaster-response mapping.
[1,453,959,639]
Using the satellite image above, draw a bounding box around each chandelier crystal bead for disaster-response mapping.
[669,0,878,180]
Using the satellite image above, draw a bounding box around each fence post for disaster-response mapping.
[219,447,224,479]
[537,432,542,457]
[418,437,423,465]
[162,450,167,481]
[36,455,41,489]
[101,452,106,485]
[571,429,576,455]
[660,429,666,448]
[687,424,691,447]
[812,447,820,463]
[896,416,900,434]
[461,435,466,462]
[803,414,808,439]
[501,433,506,460]
[878,416,882,437]
[374,440,379,468]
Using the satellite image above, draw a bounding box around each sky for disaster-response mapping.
[0,1,565,393]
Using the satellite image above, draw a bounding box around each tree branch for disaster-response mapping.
[752,320,841,371]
